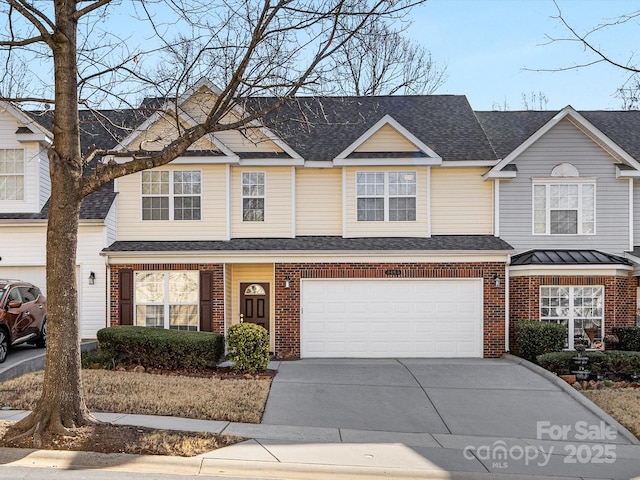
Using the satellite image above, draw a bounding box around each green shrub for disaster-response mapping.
[96,326,224,370]
[515,321,567,363]
[537,351,608,375]
[537,350,640,376]
[226,323,269,374]
[81,348,115,369]
[612,327,640,352]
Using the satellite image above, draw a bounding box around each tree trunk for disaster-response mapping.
[7,0,97,447]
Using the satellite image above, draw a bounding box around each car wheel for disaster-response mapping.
[0,329,8,363]
[35,319,46,348]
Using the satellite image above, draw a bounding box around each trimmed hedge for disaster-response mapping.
[226,323,269,374]
[96,326,224,370]
[515,320,567,363]
[537,350,640,376]
[612,327,640,352]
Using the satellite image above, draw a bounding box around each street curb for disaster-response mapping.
[502,353,640,445]
[0,341,98,384]
[0,447,581,480]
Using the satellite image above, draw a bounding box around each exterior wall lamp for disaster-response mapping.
[89,271,96,285]
[493,273,501,288]
[284,275,291,289]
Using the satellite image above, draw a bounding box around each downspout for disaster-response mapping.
[505,253,511,353]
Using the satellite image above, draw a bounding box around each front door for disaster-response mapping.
[240,283,270,333]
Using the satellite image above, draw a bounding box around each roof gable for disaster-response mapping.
[484,106,640,179]
[333,114,442,165]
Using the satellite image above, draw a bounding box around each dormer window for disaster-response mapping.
[532,163,595,235]
[0,149,24,200]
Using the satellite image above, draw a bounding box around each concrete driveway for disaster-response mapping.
[261,357,631,442]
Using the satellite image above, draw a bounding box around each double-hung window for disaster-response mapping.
[357,171,416,221]
[540,286,603,349]
[533,181,595,235]
[242,172,265,222]
[141,170,201,220]
[0,149,25,201]
[134,271,199,331]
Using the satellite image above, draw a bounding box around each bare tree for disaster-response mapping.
[0,0,426,446]
[322,18,446,96]
[545,1,640,109]
[521,91,549,111]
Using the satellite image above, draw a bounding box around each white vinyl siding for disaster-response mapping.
[296,169,342,236]
[231,167,293,238]
[499,118,629,254]
[116,165,227,241]
[430,167,493,235]
[354,124,418,153]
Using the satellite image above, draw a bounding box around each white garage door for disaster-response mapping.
[301,279,483,358]
[0,266,47,294]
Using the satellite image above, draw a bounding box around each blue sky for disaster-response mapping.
[408,0,638,110]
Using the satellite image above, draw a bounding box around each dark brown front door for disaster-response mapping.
[240,283,270,333]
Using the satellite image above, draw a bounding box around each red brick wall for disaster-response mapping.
[274,262,507,359]
[509,274,637,351]
[110,264,225,334]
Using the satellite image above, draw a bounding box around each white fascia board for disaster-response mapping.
[625,252,640,265]
[303,161,334,168]
[16,133,52,145]
[239,158,304,166]
[440,160,498,167]
[0,219,47,225]
[616,166,640,178]
[333,157,442,167]
[486,106,640,179]
[483,169,516,180]
[334,114,441,161]
[106,154,240,165]
[509,264,633,276]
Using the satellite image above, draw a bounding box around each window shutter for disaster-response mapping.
[119,269,134,326]
[199,271,213,332]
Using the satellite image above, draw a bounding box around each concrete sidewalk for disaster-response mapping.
[1,407,640,479]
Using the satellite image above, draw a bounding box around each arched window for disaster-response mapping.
[244,284,266,295]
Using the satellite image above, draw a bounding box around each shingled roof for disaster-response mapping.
[476,110,640,161]
[103,235,513,253]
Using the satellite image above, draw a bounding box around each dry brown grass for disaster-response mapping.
[0,370,271,423]
[583,388,640,438]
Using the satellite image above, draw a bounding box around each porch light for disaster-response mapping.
[493,273,501,288]
[284,275,291,289]
[88,271,96,285]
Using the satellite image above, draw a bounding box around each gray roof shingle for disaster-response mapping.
[103,235,513,253]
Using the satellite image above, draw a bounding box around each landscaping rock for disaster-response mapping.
[560,374,576,384]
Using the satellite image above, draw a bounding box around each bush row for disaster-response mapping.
[95,326,224,370]
[537,350,640,376]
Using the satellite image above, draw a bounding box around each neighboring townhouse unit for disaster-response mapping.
[3,81,640,358]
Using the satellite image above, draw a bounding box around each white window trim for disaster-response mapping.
[532,179,596,235]
[539,285,604,350]
[0,148,25,201]
[141,170,202,221]
[355,170,417,222]
[134,271,200,331]
[241,171,266,222]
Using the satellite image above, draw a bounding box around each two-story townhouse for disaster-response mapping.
[103,80,512,359]
[480,107,640,350]
[0,103,142,339]
[7,81,640,358]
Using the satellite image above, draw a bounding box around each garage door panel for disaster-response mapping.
[301,279,483,358]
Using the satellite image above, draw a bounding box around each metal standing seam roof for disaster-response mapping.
[510,250,633,266]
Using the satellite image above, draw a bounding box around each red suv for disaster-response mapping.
[0,279,47,363]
